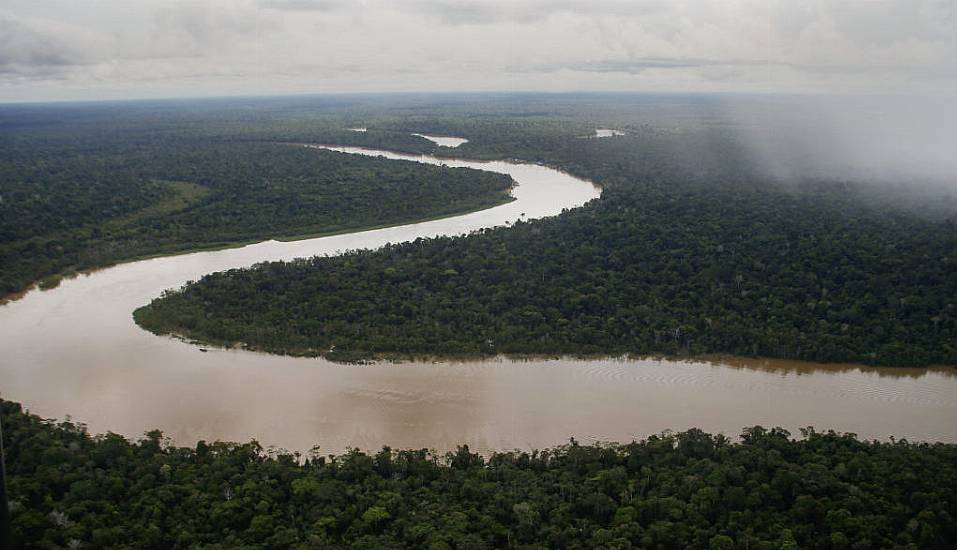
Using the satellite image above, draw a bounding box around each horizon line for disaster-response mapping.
[3,89,950,107]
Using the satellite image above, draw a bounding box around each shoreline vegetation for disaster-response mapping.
[0,141,516,303]
[3,398,955,548]
[135,159,957,368]
[5,96,956,369]
[1,191,516,306]
[132,327,957,377]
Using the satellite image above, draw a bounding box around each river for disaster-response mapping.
[1,145,954,454]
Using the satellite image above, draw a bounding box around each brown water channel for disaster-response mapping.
[1,146,954,454]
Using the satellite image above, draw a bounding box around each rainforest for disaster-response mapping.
[5,0,957,547]
[4,399,956,549]
[0,124,513,297]
[109,96,957,367]
[2,94,957,549]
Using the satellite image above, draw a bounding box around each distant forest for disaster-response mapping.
[92,95,957,367]
[4,399,955,549]
[0,121,513,297]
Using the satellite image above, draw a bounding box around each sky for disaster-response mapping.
[1,0,956,102]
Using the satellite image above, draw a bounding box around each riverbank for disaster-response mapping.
[3,143,954,456]
[7,396,955,549]
[1,141,517,305]
[133,145,954,371]
[1,177,516,305]
[0,143,612,455]
[129,323,957,373]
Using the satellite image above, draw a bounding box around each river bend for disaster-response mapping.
[1,146,954,454]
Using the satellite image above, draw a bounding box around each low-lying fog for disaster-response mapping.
[720,95,957,187]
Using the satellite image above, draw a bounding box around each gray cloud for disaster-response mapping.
[259,0,348,11]
[0,0,955,101]
[404,0,671,25]
[539,58,760,74]
[541,57,957,79]
[0,14,104,75]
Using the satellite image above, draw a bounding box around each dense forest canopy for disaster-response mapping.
[4,93,957,548]
[70,94,951,368]
[3,94,956,365]
[135,179,957,367]
[0,118,514,297]
[3,399,956,549]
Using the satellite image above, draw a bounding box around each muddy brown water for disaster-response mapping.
[1,146,954,455]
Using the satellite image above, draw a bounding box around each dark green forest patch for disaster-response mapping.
[3,399,955,549]
[5,96,956,365]
[0,141,513,298]
[136,176,957,367]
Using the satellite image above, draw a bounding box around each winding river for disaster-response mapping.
[1,145,955,454]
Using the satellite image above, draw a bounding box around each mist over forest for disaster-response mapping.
[3,0,957,547]
[717,95,957,186]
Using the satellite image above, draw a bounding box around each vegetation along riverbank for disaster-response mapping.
[3,398,956,548]
[136,112,957,366]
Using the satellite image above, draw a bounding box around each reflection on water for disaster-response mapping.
[594,128,625,138]
[695,354,955,380]
[411,133,469,147]
[1,146,955,455]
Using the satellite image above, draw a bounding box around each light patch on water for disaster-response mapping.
[594,128,625,138]
[412,133,469,147]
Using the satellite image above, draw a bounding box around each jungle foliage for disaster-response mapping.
[135,176,957,367]
[135,98,957,367]
[4,95,956,366]
[0,124,512,298]
[4,399,956,549]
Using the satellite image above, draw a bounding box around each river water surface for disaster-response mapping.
[1,145,955,454]
[412,134,469,147]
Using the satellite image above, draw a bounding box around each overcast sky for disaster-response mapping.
[1,0,955,102]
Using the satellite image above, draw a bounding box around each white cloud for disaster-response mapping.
[0,0,954,101]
